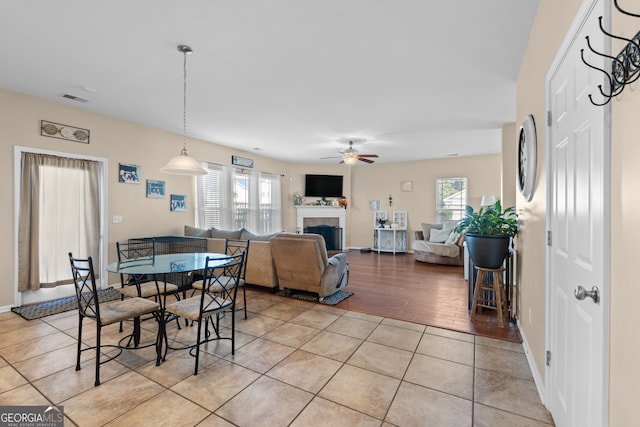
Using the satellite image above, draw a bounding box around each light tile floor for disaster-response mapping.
[0,289,554,426]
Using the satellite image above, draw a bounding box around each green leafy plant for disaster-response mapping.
[455,200,519,237]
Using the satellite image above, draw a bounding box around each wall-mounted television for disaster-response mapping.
[304,174,344,198]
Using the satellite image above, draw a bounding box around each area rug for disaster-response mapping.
[276,288,353,306]
[11,287,122,320]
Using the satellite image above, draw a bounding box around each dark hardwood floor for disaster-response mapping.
[334,250,521,343]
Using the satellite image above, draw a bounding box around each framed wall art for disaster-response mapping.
[170,194,186,212]
[231,155,254,168]
[118,163,140,183]
[146,180,165,198]
[41,120,90,144]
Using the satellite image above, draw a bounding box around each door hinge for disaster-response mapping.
[547,230,552,246]
[547,110,552,126]
[546,350,552,367]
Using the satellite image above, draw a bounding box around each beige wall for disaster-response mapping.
[519,0,640,423]
[501,123,517,208]
[0,88,289,307]
[515,0,582,382]
[283,163,352,237]
[609,5,640,424]
[348,155,502,249]
[282,156,502,249]
[1,87,502,309]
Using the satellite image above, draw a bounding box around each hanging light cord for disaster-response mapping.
[182,48,188,142]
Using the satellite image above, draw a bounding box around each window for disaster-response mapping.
[196,164,282,234]
[436,177,467,223]
[17,150,104,292]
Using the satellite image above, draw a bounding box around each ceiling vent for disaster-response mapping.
[62,94,89,103]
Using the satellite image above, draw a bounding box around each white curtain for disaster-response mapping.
[248,170,261,232]
[220,166,233,229]
[18,153,101,290]
[196,164,282,233]
[270,174,282,233]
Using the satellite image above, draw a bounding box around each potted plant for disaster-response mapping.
[455,200,519,269]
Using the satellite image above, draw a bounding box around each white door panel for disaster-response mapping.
[547,1,609,426]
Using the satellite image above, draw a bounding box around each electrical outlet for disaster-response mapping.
[113,215,122,224]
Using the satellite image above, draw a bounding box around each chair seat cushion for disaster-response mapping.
[165,295,232,321]
[191,277,242,291]
[99,297,160,325]
[119,281,179,298]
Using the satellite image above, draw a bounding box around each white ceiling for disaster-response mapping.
[1,1,538,164]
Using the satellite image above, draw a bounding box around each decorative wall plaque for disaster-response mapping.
[231,155,253,168]
[40,120,90,143]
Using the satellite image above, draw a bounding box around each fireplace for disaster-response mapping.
[303,225,343,250]
[296,206,346,250]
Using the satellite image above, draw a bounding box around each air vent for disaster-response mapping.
[62,94,89,103]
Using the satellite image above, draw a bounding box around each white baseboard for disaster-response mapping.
[0,305,14,314]
[518,319,547,405]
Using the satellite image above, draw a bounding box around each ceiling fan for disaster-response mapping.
[321,140,379,165]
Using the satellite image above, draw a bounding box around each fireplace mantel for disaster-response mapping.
[296,206,346,249]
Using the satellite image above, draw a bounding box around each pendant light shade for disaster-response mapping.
[160,143,207,175]
[161,44,208,176]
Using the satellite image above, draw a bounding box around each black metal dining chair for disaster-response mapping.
[191,238,250,319]
[68,253,161,386]
[116,239,180,300]
[164,253,244,375]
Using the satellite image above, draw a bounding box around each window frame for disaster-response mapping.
[435,177,467,223]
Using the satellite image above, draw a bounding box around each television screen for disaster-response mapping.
[304,174,343,198]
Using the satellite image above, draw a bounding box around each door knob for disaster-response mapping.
[574,285,600,303]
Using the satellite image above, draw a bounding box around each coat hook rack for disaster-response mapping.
[615,0,640,18]
[582,1,640,106]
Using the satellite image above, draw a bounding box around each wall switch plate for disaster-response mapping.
[113,215,122,224]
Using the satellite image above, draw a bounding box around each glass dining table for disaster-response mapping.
[106,252,232,364]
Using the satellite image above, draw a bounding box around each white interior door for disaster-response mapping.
[546,1,610,426]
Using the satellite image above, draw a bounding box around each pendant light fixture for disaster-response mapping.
[160,44,207,176]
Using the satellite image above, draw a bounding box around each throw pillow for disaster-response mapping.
[210,227,243,239]
[421,223,442,241]
[184,225,211,238]
[240,229,283,241]
[444,231,460,245]
[429,227,453,243]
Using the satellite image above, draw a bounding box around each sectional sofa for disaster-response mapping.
[184,225,281,289]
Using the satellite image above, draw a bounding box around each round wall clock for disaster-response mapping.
[518,114,537,201]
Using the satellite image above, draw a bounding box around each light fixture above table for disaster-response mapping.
[160,44,207,176]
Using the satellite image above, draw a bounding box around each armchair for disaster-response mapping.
[271,233,349,301]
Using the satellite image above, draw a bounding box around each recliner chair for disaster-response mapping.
[271,233,348,301]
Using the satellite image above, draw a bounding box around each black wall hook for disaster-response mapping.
[581,10,640,106]
[614,0,640,18]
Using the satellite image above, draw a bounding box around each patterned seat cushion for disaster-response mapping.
[98,298,160,325]
[119,281,179,298]
[165,295,232,321]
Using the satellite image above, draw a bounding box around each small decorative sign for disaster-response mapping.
[119,163,140,183]
[401,181,413,192]
[146,180,165,198]
[232,155,253,168]
[170,194,186,211]
[40,120,90,143]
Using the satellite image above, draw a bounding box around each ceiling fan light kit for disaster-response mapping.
[323,140,379,165]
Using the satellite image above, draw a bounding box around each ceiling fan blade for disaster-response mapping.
[358,154,379,158]
[358,157,375,164]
